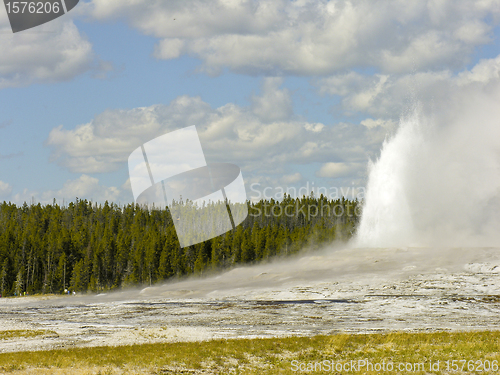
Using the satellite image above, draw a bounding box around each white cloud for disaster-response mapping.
[361,118,397,130]
[85,0,500,75]
[304,123,325,133]
[45,96,213,173]
[11,175,126,205]
[318,54,500,120]
[316,162,359,179]
[457,55,500,84]
[153,38,185,60]
[0,15,102,89]
[251,77,293,122]
[281,172,302,184]
[0,181,12,198]
[45,79,387,189]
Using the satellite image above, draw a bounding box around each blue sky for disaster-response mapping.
[1,0,500,205]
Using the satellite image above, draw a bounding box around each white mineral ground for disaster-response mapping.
[1,246,500,353]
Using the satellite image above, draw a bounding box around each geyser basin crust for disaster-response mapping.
[2,246,500,353]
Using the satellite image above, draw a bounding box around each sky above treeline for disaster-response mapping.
[1,0,500,205]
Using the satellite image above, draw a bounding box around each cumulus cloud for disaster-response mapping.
[251,77,292,122]
[281,172,302,184]
[318,54,500,121]
[45,96,213,173]
[45,79,386,191]
[456,54,500,84]
[0,14,102,89]
[11,175,126,205]
[0,181,12,198]
[316,162,359,179]
[304,123,325,133]
[84,0,500,75]
[360,118,397,130]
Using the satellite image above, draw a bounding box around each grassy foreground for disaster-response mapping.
[1,331,500,374]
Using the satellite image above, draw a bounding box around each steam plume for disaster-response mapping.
[356,81,500,247]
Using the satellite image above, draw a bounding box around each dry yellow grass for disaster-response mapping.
[0,330,57,341]
[1,331,499,374]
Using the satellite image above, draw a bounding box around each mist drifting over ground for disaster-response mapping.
[356,81,500,247]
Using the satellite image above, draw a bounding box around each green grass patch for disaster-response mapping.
[1,331,500,374]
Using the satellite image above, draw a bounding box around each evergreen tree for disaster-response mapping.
[0,194,360,295]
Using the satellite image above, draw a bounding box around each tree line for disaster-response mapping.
[0,193,360,296]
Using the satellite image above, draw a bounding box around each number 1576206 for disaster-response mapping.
[5,1,60,14]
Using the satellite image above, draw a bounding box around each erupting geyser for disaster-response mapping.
[356,84,500,248]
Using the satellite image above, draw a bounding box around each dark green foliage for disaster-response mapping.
[0,194,360,296]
